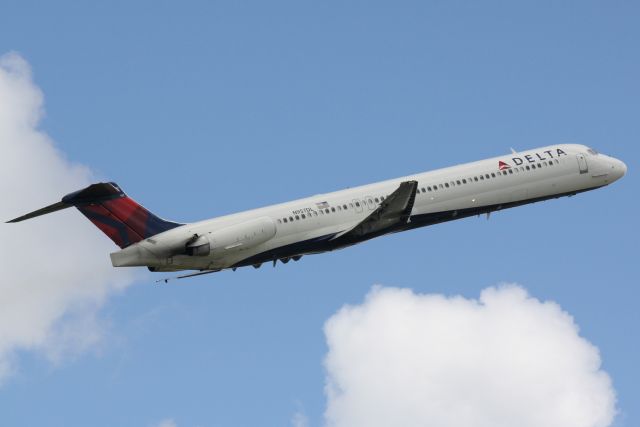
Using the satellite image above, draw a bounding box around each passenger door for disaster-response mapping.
[576,154,588,174]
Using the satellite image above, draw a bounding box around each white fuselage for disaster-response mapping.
[110,144,626,272]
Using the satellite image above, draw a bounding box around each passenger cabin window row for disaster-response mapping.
[277,156,561,224]
[277,195,388,224]
[415,158,560,195]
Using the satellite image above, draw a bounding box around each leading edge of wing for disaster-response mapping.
[330,180,418,242]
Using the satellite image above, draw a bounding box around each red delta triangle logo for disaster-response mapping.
[498,160,511,170]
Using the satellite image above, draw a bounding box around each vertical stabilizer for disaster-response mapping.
[7,182,182,248]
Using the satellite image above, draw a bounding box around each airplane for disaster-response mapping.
[7,144,626,280]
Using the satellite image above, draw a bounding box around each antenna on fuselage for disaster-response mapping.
[156,269,220,284]
[510,147,517,154]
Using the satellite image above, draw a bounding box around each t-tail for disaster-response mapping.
[6,182,182,248]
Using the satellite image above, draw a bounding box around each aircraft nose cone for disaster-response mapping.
[619,160,627,176]
[611,158,627,180]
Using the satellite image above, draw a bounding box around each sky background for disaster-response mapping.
[0,1,638,426]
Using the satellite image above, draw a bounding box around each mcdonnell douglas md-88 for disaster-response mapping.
[7,144,626,280]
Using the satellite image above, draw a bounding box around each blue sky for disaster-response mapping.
[0,1,637,426]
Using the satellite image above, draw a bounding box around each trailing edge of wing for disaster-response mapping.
[331,180,418,241]
[6,201,71,223]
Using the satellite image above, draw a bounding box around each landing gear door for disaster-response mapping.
[576,154,588,174]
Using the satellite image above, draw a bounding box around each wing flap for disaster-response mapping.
[332,180,418,241]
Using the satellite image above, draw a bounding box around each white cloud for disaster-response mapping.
[0,52,134,382]
[323,285,616,427]
[154,419,177,427]
[292,410,310,427]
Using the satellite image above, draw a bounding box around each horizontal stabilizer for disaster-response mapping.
[6,201,71,223]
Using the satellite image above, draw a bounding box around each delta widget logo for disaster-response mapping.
[498,161,511,170]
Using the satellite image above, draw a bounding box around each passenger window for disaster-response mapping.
[445,183,450,188]
[525,165,530,170]
[301,214,306,219]
[355,202,360,207]
[289,216,294,221]
[508,169,513,174]
[485,174,490,179]
[491,173,495,178]
[462,179,467,184]
[295,215,300,220]
[278,219,282,223]
[331,207,335,212]
[480,176,484,180]
[427,186,432,191]
[421,188,425,193]
[375,198,379,203]
[343,204,347,209]
[474,177,478,181]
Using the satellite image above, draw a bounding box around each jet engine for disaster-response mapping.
[111,216,277,267]
[185,234,211,256]
[185,216,276,257]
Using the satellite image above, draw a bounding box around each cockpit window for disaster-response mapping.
[587,148,599,155]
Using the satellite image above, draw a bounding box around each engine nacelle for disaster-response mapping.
[183,216,277,257]
[209,216,276,253]
[111,217,278,267]
[185,234,211,256]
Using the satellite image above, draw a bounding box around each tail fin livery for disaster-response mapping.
[6,182,182,248]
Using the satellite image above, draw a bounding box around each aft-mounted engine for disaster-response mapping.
[185,216,277,257]
[110,216,277,268]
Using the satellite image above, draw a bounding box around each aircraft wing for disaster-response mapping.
[331,180,418,242]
